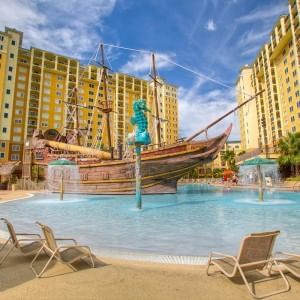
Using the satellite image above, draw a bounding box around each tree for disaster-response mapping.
[222,150,236,170]
[278,132,300,176]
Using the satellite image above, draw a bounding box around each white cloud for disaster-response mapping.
[205,19,217,31]
[120,52,175,76]
[0,0,117,58]
[178,79,240,141]
[236,2,288,23]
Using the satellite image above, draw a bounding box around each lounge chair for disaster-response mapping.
[0,218,42,265]
[206,231,290,299]
[31,222,95,277]
[275,251,300,278]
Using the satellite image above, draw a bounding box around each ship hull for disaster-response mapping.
[31,125,232,194]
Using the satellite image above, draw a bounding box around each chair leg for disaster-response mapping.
[0,238,10,252]
[206,254,213,276]
[237,262,290,299]
[0,243,15,266]
[31,246,55,278]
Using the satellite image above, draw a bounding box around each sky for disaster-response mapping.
[0,0,289,141]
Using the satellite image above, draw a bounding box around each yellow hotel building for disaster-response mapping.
[237,0,300,153]
[0,27,178,163]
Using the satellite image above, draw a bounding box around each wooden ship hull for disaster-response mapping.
[26,125,231,194]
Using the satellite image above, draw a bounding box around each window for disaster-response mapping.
[6,89,10,95]
[16,109,22,115]
[7,75,12,80]
[17,83,25,89]
[57,76,63,81]
[11,40,16,46]
[0,36,3,41]
[290,106,294,112]
[18,74,28,81]
[45,73,51,79]
[43,96,50,103]
[2,128,7,133]
[14,119,22,124]
[4,103,9,109]
[4,113,8,118]
[11,154,20,160]
[10,53,14,59]
[0,153,5,158]
[8,66,13,72]
[17,91,25,98]
[41,122,48,127]
[12,144,20,151]
[1,142,5,148]
[42,113,49,118]
[13,127,21,133]
[56,91,62,96]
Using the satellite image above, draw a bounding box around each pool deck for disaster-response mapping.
[0,190,300,299]
[0,248,300,300]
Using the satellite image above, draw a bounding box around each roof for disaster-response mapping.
[0,161,21,176]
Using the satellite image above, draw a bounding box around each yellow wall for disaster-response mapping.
[236,0,300,153]
[0,27,179,162]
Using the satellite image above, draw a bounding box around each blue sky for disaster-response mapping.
[0,0,288,140]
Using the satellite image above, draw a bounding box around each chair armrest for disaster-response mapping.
[18,238,44,242]
[16,233,41,238]
[55,238,77,245]
[58,245,92,252]
[275,251,300,259]
[210,252,237,260]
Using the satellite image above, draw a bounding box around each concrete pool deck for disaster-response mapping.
[1,190,300,299]
[0,249,300,300]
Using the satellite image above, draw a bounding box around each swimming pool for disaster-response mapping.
[1,185,300,260]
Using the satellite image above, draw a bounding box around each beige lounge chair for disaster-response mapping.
[206,231,290,299]
[0,218,42,265]
[275,251,300,278]
[31,222,95,277]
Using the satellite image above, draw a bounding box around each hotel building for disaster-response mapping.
[0,27,178,163]
[237,0,300,153]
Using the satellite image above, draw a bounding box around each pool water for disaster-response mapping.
[1,185,300,257]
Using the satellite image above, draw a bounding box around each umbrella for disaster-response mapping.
[240,157,277,201]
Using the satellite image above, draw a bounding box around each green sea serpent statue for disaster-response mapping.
[127,99,151,209]
[127,99,151,146]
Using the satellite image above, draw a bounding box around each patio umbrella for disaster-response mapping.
[240,157,277,201]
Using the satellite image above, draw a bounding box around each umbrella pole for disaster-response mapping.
[257,165,264,201]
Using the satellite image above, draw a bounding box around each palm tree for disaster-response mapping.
[278,132,300,176]
[222,150,236,170]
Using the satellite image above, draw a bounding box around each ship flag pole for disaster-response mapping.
[100,44,114,159]
[150,53,162,147]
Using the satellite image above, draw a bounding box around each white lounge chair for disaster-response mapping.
[207,231,290,299]
[275,251,300,278]
[31,222,95,277]
[0,218,42,265]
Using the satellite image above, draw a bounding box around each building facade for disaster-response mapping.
[0,27,178,163]
[237,0,300,152]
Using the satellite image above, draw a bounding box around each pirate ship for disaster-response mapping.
[23,45,261,194]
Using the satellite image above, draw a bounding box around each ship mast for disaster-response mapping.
[99,44,113,157]
[150,53,162,147]
[74,87,80,146]
[64,87,81,146]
